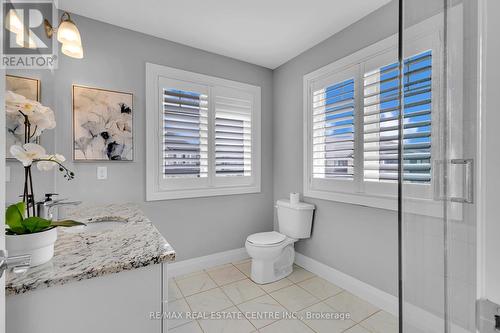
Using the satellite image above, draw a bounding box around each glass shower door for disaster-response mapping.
[401,0,478,332]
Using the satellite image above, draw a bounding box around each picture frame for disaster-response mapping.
[72,84,134,161]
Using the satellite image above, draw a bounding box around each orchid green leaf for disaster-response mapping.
[21,216,52,233]
[5,202,26,234]
[51,220,86,227]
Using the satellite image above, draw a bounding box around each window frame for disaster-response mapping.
[146,63,261,201]
[303,14,444,213]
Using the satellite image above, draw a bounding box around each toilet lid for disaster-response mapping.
[247,231,286,246]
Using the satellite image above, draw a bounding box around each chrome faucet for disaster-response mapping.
[36,194,82,220]
[45,200,82,220]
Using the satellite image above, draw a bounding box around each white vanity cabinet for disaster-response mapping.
[7,263,168,333]
[5,205,174,333]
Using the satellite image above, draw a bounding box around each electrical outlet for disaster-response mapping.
[97,166,107,180]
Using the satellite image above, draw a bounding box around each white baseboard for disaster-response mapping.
[294,252,398,316]
[165,247,248,278]
[295,252,472,333]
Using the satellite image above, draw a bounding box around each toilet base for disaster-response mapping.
[250,244,295,284]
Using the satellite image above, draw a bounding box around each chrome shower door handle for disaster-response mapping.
[450,159,474,204]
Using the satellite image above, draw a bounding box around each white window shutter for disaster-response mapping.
[163,88,209,178]
[363,50,432,183]
[401,51,433,183]
[312,78,355,180]
[214,87,253,178]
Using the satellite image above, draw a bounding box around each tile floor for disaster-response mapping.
[166,259,397,333]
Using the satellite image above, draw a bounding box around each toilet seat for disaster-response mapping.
[246,231,286,247]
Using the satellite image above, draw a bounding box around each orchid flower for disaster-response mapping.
[9,143,46,167]
[10,144,74,180]
[6,91,56,139]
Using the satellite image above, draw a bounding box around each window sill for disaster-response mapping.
[146,185,261,201]
[304,189,452,219]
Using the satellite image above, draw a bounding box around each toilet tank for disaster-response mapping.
[276,199,315,239]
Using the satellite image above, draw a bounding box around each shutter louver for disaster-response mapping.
[215,94,252,177]
[312,78,355,179]
[163,89,208,178]
[363,51,432,183]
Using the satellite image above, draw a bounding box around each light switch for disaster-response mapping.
[6,166,10,182]
[97,166,108,180]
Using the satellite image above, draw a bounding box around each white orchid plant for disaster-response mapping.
[6,91,75,219]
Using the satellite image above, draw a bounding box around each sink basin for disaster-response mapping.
[62,218,127,234]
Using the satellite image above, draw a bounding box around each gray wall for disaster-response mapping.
[33,14,274,261]
[272,2,399,296]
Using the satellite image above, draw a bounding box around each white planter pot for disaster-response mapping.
[6,228,58,267]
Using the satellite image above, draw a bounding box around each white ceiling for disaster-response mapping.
[58,0,391,69]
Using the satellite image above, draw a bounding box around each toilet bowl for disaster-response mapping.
[245,231,296,284]
[246,199,314,284]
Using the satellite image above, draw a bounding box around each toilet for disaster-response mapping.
[245,199,315,284]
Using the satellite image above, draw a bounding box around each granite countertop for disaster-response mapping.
[6,204,175,296]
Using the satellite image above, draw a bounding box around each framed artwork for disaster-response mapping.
[73,85,134,161]
[6,75,41,159]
